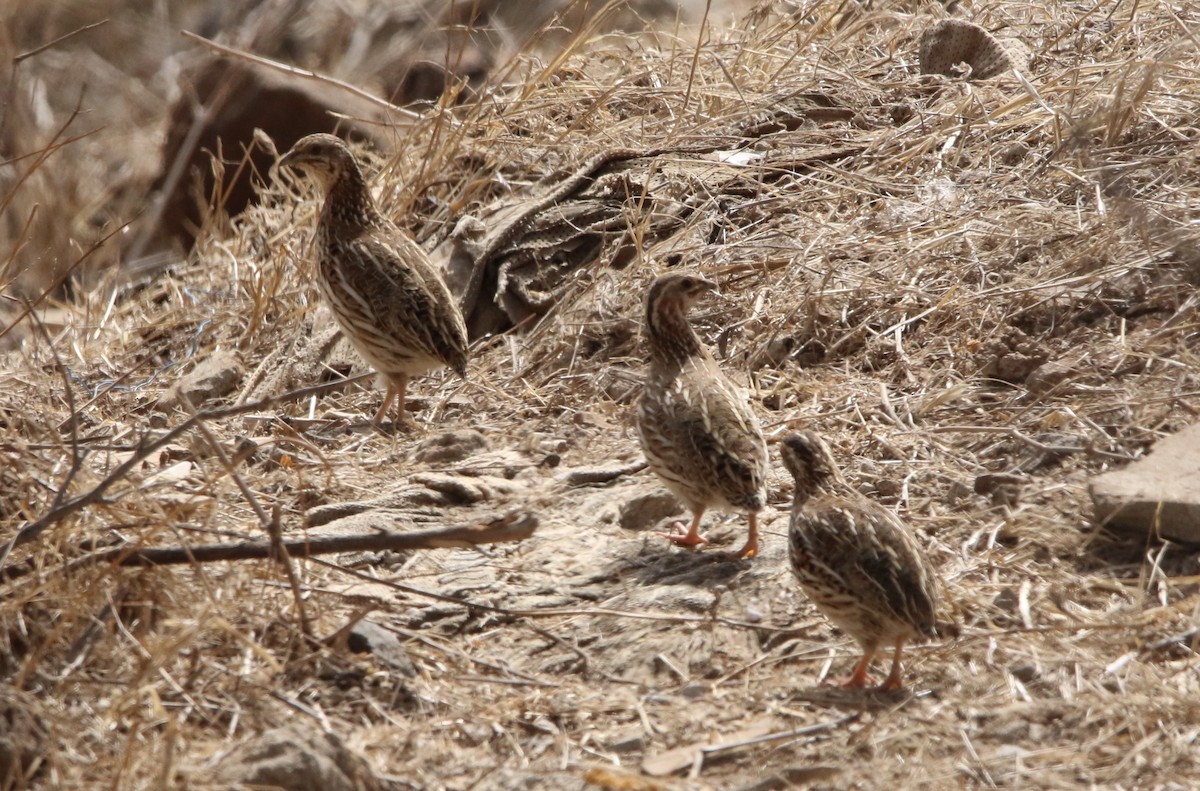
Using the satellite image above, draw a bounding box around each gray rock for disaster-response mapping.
[210,723,389,791]
[412,429,489,464]
[1090,424,1200,543]
[1026,359,1075,393]
[157,350,243,411]
[347,621,416,677]
[618,489,683,531]
[602,726,646,754]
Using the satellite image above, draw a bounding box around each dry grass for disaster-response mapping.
[4,0,1200,789]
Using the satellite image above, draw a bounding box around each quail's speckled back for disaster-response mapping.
[781,430,938,688]
[636,272,768,557]
[280,133,468,424]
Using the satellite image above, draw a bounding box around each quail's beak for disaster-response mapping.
[700,278,724,300]
[276,151,299,184]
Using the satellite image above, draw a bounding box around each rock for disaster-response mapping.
[975,472,1025,509]
[413,429,490,464]
[980,344,1046,384]
[602,726,647,754]
[238,312,355,407]
[1026,359,1075,393]
[156,350,243,411]
[209,723,388,791]
[618,489,683,531]
[347,621,416,677]
[1089,424,1200,543]
[408,472,489,504]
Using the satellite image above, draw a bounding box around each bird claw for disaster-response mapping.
[655,522,709,548]
[370,415,418,433]
[826,674,874,689]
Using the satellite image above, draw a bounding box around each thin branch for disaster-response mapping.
[21,298,84,514]
[178,391,271,528]
[560,460,648,486]
[13,20,108,64]
[0,375,371,569]
[179,30,435,125]
[267,504,313,639]
[89,511,537,567]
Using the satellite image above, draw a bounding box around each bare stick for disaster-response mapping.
[13,20,108,64]
[88,511,537,567]
[180,391,273,526]
[0,375,370,567]
[179,30,431,125]
[561,460,648,486]
[266,504,313,639]
[22,299,84,514]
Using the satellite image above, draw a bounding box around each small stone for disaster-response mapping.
[413,429,489,464]
[457,721,492,746]
[1090,423,1200,543]
[209,723,386,791]
[1026,359,1075,393]
[982,349,1045,384]
[603,727,646,754]
[992,587,1018,613]
[347,621,416,677]
[944,479,974,507]
[975,473,1025,508]
[157,350,243,411]
[619,489,683,531]
[873,478,902,498]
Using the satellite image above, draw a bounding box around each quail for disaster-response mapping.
[781,431,939,690]
[636,272,768,558]
[279,133,468,427]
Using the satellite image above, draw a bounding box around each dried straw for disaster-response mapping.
[3,0,1200,788]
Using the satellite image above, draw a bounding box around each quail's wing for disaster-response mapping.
[347,232,469,371]
[656,364,768,508]
[793,499,938,637]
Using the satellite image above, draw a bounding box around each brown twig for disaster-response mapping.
[22,299,84,515]
[561,460,648,486]
[89,511,537,568]
[13,20,109,64]
[179,30,429,124]
[0,375,372,569]
[267,504,313,639]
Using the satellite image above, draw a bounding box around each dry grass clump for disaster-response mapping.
[4,0,1200,788]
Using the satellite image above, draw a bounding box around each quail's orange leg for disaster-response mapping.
[373,374,414,429]
[826,649,876,689]
[880,639,908,691]
[657,507,709,548]
[734,512,760,558]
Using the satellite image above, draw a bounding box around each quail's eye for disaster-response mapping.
[680,277,694,289]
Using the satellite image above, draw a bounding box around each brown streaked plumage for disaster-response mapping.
[279,133,468,426]
[636,272,768,558]
[781,431,939,690]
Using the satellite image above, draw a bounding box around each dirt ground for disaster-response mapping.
[3,1,1200,789]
